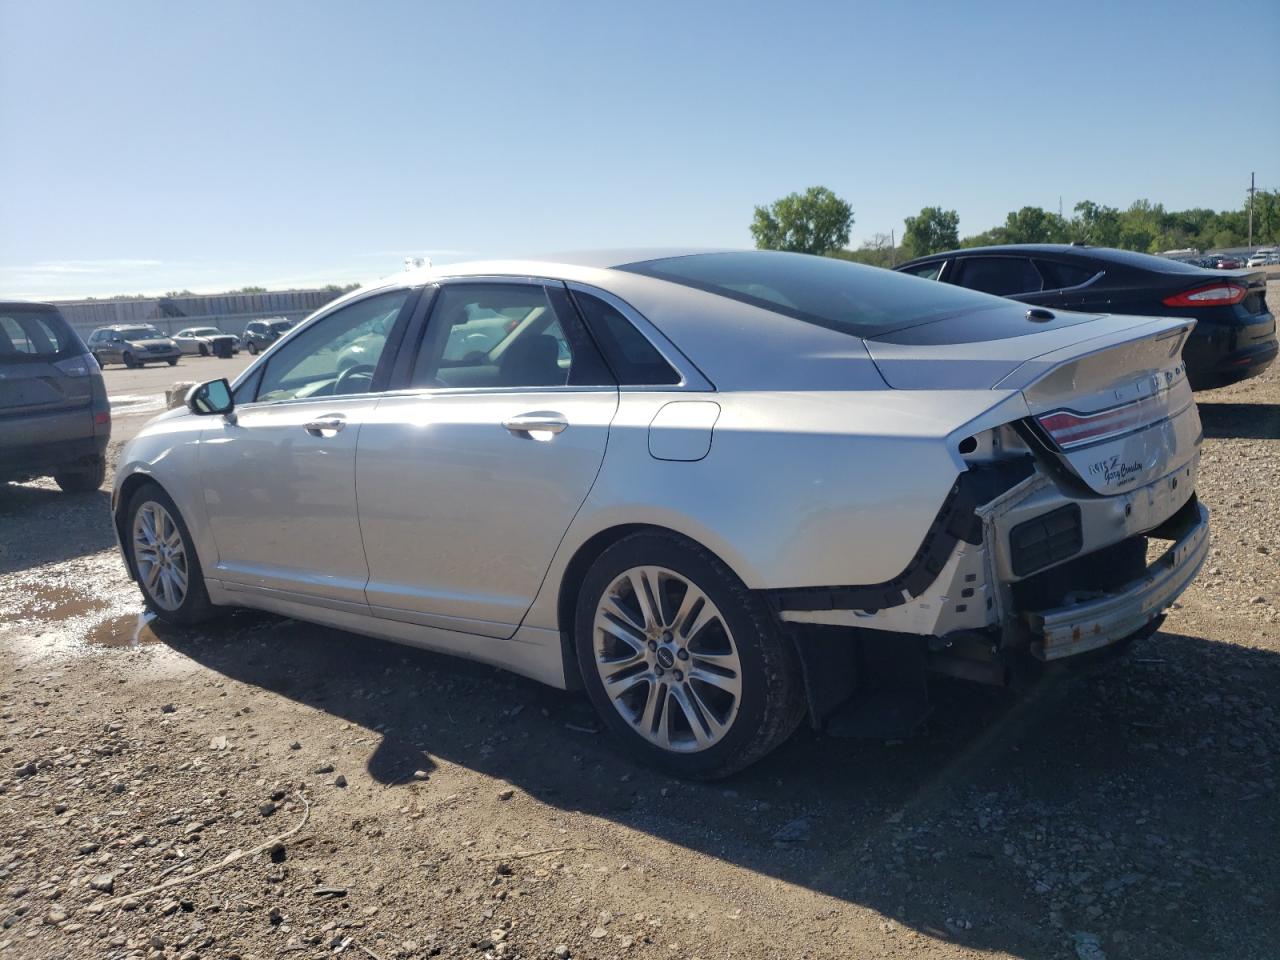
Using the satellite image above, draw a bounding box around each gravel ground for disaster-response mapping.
[1,308,1277,960]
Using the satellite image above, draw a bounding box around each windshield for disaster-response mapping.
[118,326,163,339]
[190,327,221,336]
[618,251,1014,337]
[270,321,294,332]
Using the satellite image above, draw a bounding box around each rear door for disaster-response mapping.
[356,279,618,637]
[0,306,93,447]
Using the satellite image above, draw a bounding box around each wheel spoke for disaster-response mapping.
[670,684,715,749]
[603,665,648,700]
[685,681,729,741]
[595,610,646,654]
[638,679,665,735]
[668,582,707,634]
[627,568,661,632]
[680,601,718,644]
[600,593,645,632]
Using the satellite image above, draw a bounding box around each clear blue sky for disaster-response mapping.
[2,0,1278,299]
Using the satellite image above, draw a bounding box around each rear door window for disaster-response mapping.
[0,309,73,359]
[955,257,1043,296]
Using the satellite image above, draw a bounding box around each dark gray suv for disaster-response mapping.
[1,302,111,492]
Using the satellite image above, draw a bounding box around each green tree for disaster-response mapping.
[1000,206,1070,244]
[236,285,268,294]
[1072,200,1122,247]
[751,186,853,255]
[902,206,960,257]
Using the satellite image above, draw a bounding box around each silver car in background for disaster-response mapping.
[112,251,1209,778]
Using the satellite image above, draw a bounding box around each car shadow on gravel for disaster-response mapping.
[1196,400,1280,439]
[155,617,1280,960]
[0,483,116,574]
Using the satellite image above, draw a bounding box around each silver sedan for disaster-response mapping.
[112,251,1209,778]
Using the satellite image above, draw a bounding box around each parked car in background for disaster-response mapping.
[174,326,240,356]
[2,301,111,492]
[1246,248,1276,268]
[88,325,181,368]
[1213,256,1242,270]
[242,318,295,354]
[895,244,1275,389]
[113,251,1209,777]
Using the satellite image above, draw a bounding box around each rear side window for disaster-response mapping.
[0,309,74,359]
[1035,260,1096,290]
[956,257,1043,296]
[570,290,681,385]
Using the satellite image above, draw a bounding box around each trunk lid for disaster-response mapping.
[863,306,1201,495]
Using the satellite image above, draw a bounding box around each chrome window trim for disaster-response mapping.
[563,279,714,392]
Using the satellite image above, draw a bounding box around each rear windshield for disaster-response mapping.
[1097,248,1208,274]
[0,307,77,360]
[617,251,1012,337]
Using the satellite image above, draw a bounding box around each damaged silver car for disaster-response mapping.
[112,250,1209,778]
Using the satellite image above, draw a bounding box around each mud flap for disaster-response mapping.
[791,626,931,739]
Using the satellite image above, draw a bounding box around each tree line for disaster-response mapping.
[750,186,1280,268]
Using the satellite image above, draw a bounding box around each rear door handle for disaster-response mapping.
[305,416,346,436]
[502,412,568,437]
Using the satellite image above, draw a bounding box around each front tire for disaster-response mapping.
[575,531,805,779]
[54,456,106,493]
[247,341,259,355]
[123,351,138,368]
[167,358,179,366]
[125,483,216,625]
[198,344,209,357]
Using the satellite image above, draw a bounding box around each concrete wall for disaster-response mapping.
[51,288,345,340]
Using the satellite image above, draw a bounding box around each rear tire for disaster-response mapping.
[575,531,805,779]
[123,351,138,368]
[125,482,217,626]
[198,344,209,357]
[54,456,106,493]
[167,358,178,366]
[91,352,105,368]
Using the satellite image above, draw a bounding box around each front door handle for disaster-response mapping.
[502,412,568,438]
[305,415,346,437]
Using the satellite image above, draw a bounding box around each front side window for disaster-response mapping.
[0,310,72,359]
[955,257,1043,296]
[255,289,410,402]
[411,283,609,389]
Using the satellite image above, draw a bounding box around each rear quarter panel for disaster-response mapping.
[522,388,1031,631]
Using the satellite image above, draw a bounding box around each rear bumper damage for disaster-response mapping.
[773,451,1209,728]
[1029,497,1208,659]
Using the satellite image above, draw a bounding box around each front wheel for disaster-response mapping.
[167,358,179,366]
[575,532,805,779]
[122,352,138,368]
[126,483,216,625]
[198,344,209,357]
[247,341,259,355]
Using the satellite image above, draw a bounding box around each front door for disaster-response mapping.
[357,280,618,637]
[198,288,415,608]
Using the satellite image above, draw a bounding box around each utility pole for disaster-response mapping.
[1247,171,1256,249]
[890,229,895,267]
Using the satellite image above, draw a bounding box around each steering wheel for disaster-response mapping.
[333,362,375,395]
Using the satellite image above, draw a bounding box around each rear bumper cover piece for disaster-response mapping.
[1027,499,1209,660]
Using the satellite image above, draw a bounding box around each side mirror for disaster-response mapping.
[187,378,234,416]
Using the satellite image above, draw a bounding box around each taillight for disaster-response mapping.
[52,355,92,377]
[1162,283,1246,307]
[1037,396,1161,450]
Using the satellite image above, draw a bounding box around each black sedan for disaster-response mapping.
[895,244,1275,389]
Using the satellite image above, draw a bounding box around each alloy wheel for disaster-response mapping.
[592,565,743,753]
[132,500,189,611]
